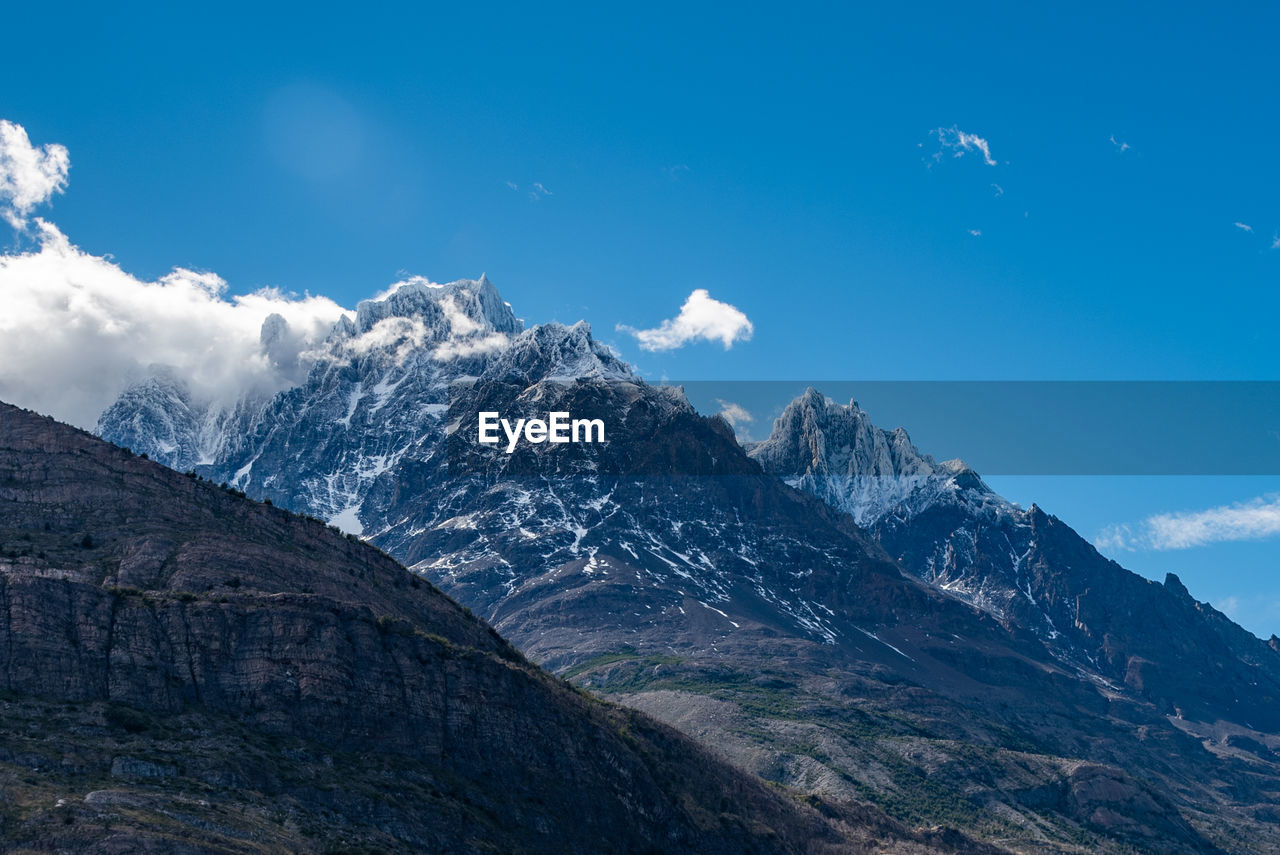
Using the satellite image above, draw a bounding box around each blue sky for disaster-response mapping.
[2,2,1278,633]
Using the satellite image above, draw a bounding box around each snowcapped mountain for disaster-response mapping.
[749,388,1035,621]
[96,276,1280,854]
[96,368,232,471]
[748,387,1008,527]
[751,388,1280,725]
[100,275,521,533]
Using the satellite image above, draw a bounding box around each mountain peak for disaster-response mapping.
[480,320,636,384]
[1165,572,1192,599]
[749,390,1002,527]
[353,276,522,337]
[798,385,828,406]
[754,391,934,473]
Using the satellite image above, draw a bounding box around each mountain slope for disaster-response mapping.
[94,278,1280,854]
[0,400,998,855]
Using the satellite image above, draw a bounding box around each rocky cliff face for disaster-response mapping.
[93,278,1280,854]
[747,388,975,526]
[1,400,997,855]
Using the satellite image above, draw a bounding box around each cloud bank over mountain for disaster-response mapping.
[0,221,349,429]
[0,120,352,428]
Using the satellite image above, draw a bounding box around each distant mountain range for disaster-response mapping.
[94,276,1280,853]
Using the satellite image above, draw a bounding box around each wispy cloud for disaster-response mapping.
[715,399,754,427]
[663,164,691,180]
[968,229,982,237]
[0,120,70,230]
[618,289,754,352]
[505,180,553,201]
[1097,494,1280,551]
[1094,523,1136,551]
[1109,134,1131,153]
[990,183,1004,197]
[1228,222,1280,251]
[928,126,997,166]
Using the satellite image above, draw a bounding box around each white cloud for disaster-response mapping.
[1094,523,1137,551]
[619,289,754,352]
[344,316,433,361]
[0,220,349,429]
[1234,222,1254,233]
[715,399,755,440]
[1272,233,1280,250]
[440,294,482,336]
[371,274,438,302]
[968,229,982,237]
[929,126,997,166]
[991,183,1004,197]
[1147,496,1280,549]
[509,181,553,201]
[335,292,509,364]
[431,332,510,362]
[1096,494,1280,552]
[1109,135,1131,153]
[340,313,509,364]
[0,120,70,229]
[715,399,754,427]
